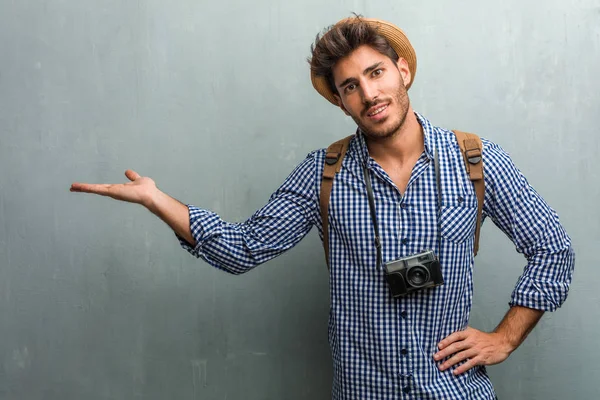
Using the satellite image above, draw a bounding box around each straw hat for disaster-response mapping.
[310,18,417,105]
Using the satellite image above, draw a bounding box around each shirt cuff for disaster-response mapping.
[176,205,222,258]
[509,274,570,312]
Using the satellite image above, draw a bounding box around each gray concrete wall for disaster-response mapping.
[0,0,598,399]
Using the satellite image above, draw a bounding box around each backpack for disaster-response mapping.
[319,130,484,268]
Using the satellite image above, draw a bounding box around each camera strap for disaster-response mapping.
[434,146,443,255]
[363,165,383,269]
[363,146,442,268]
[320,130,484,270]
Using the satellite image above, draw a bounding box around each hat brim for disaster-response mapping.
[311,18,417,105]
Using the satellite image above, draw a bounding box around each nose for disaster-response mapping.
[361,81,379,104]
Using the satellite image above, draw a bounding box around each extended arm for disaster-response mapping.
[71,153,320,274]
[70,170,196,245]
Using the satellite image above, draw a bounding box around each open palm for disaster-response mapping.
[70,169,156,207]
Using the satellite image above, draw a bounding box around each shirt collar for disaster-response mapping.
[415,112,436,160]
[354,111,436,163]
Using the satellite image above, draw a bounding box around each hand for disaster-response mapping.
[70,169,158,208]
[434,326,512,375]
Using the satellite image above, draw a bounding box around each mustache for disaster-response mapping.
[363,99,388,115]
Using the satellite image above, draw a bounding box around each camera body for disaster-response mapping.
[384,250,444,297]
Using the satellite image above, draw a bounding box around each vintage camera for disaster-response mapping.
[384,250,444,297]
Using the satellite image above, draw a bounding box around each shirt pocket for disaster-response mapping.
[439,194,478,244]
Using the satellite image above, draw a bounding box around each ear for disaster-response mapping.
[396,58,411,88]
[334,94,351,116]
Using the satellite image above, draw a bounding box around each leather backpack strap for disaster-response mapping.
[453,130,485,256]
[320,135,353,268]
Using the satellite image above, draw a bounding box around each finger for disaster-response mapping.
[434,340,469,361]
[70,183,113,195]
[453,356,481,375]
[438,329,468,350]
[125,170,141,181]
[439,348,478,371]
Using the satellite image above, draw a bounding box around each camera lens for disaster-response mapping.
[406,265,430,288]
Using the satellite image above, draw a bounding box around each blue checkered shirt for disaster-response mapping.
[179,113,574,399]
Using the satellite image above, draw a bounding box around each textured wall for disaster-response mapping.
[0,0,598,399]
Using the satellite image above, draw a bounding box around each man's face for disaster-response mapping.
[332,45,411,140]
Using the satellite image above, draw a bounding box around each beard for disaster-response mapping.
[350,82,410,141]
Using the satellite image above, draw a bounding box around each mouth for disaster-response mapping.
[366,103,389,120]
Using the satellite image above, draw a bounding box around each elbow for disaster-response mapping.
[208,258,260,276]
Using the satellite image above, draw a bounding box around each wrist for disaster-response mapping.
[144,187,164,214]
[492,306,544,355]
[491,329,518,354]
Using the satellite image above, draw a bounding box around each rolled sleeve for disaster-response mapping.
[481,139,575,311]
[177,206,223,257]
[175,152,320,275]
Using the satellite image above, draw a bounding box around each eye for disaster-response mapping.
[344,83,357,94]
[372,69,383,77]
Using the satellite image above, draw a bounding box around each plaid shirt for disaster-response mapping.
[179,113,574,399]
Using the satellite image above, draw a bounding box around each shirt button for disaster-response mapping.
[401,238,409,245]
[457,196,464,203]
[400,311,407,319]
[400,202,408,209]
[401,348,408,356]
[402,386,411,394]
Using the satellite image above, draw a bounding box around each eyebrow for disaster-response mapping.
[337,62,384,89]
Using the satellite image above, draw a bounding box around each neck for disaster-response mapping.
[365,108,424,166]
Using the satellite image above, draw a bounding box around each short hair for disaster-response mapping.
[308,15,399,96]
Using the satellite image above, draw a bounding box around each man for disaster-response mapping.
[71,16,574,399]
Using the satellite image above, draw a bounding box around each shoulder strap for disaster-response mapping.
[320,135,353,268]
[452,130,485,256]
[320,132,485,263]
